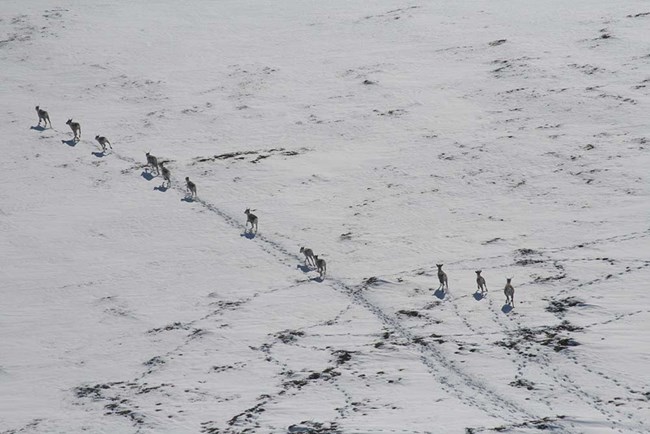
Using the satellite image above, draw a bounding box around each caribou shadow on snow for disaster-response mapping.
[296,264,310,273]
[502,304,513,314]
[141,171,155,181]
[92,151,106,158]
[30,125,46,131]
[181,197,195,203]
[433,288,446,299]
[61,139,77,147]
[473,291,485,301]
[241,231,256,240]
[153,185,168,192]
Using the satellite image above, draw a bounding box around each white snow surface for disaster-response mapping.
[1,1,650,433]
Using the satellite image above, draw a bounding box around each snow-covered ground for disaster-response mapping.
[2,1,650,433]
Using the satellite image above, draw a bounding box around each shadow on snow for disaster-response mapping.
[296,264,311,273]
[141,171,155,181]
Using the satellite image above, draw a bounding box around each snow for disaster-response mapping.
[1,0,650,433]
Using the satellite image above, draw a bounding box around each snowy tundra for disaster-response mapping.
[1,0,650,433]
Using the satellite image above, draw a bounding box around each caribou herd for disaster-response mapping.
[32,105,517,304]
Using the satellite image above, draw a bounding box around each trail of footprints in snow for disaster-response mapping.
[555,262,650,298]
[142,279,317,378]
[486,294,613,421]
[484,293,646,432]
[513,286,649,400]
[388,250,650,431]
[81,281,322,428]
[85,149,543,427]
[510,258,646,422]
[381,241,649,283]
[126,154,345,426]
[203,305,359,432]
[412,271,639,432]
[544,229,650,254]
[278,305,411,427]
[413,288,560,417]
[71,144,648,431]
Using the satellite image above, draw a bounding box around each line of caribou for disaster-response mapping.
[35,106,329,279]
[35,106,519,302]
[436,265,515,306]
